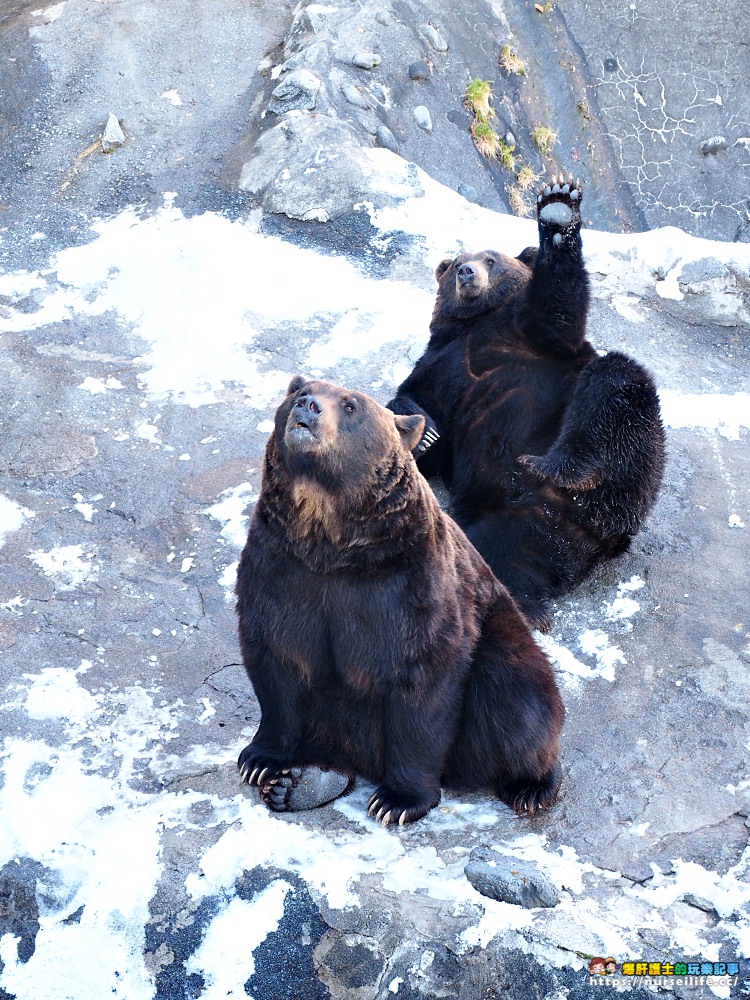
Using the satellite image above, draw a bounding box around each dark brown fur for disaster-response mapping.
[388,180,666,630]
[236,377,564,825]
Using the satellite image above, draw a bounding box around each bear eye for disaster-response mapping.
[485,257,495,268]
[342,398,357,413]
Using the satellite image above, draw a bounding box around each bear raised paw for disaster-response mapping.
[235,377,565,824]
[387,173,666,630]
[537,175,582,250]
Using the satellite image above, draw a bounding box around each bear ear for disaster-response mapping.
[394,413,425,452]
[286,375,307,395]
[516,247,537,269]
[435,258,454,281]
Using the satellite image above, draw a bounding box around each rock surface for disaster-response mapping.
[0,1,749,999]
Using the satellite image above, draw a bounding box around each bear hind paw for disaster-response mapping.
[518,452,602,491]
[497,763,562,816]
[260,766,354,813]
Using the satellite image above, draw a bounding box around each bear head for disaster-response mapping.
[274,376,425,494]
[433,249,531,322]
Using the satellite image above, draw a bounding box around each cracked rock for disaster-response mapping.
[465,848,559,908]
[700,135,729,155]
[268,69,322,114]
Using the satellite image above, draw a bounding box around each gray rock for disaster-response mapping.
[701,135,728,154]
[419,24,448,52]
[457,182,479,202]
[351,51,381,70]
[268,69,321,114]
[375,124,399,153]
[409,60,430,81]
[505,130,516,148]
[413,105,432,132]
[374,9,393,25]
[100,112,125,152]
[239,113,419,220]
[465,848,560,908]
[341,84,371,110]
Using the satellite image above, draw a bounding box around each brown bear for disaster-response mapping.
[387,177,666,631]
[236,377,565,825]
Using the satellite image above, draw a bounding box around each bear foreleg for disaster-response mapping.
[367,672,462,825]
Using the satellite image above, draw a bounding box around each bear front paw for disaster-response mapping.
[415,424,440,456]
[536,175,582,246]
[237,745,291,787]
[367,784,440,826]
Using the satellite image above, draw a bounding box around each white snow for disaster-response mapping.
[28,544,98,590]
[0,495,35,548]
[2,154,750,996]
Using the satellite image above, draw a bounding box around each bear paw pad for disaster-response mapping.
[260,766,353,813]
[536,174,582,231]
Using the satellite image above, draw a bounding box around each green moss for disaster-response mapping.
[530,123,557,157]
[464,78,494,120]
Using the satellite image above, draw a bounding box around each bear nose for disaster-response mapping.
[295,395,321,415]
[457,263,476,285]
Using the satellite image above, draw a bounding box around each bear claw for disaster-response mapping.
[416,426,440,455]
[537,174,582,233]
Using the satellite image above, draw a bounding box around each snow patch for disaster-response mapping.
[28,544,98,590]
[0,495,35,548]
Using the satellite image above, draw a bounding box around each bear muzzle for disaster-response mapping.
[285,394,323,450]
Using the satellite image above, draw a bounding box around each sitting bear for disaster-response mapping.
[387,177,666,631]
[236,377,565,826]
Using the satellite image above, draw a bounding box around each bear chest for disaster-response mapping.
[255,562,456,692]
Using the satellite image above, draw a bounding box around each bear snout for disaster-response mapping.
[285,394,324,448]
[457,263,477,286]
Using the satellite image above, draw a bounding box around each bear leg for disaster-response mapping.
[366,674,461,825]
[443,595,565,810]
[519,351,666,534]
[523,175,590,354]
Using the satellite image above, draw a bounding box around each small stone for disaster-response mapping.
[375,125,399,153]
[419,24,448,52]
[268,69,321,114]
[505,130,516,149]
[457,183,479,203]
[101,112,125,153]
[465,848,559,908]
[374,9,392,25]
[701,135,728,155]
[341,84,371,109]
[352,52,381,70]
[409,60,430,81]
[413,106,432,132]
